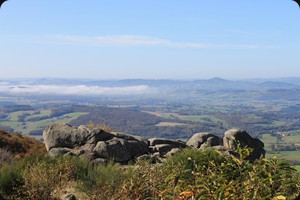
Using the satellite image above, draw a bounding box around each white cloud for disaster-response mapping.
[50,35,169,47]
[48,34,278,49]
[0,84,151,96]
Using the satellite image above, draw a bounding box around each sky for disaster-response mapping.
[0,0,300,80]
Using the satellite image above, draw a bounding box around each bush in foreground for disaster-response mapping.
[157,148,300,199]
[0,147,299,200]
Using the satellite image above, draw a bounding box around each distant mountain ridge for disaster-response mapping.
[2,77,300,87]
[1,77,300,98]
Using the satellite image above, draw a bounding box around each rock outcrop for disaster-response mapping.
[43,124,114,151]
[43,124,184,164]
[43,124,265,164]
[223,128,265,161]
[148,138,186,157]
[186,132,223,149]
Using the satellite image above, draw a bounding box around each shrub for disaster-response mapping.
[78,161,133,199]
[19,155,86,200]
[0,148,13,167]
[86,121,113,132]
[0,160,25,196]
[114,160,168,200]
[21,161,59,199]
[0,153,47,197]
[1,147,299,199]
[159,148,300,200]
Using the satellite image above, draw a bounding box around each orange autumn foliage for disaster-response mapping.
[0,129,46,158]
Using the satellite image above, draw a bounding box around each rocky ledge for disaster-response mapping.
[43,124,265,164]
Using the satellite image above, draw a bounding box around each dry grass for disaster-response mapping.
[86,122,113,132]
[0,129,46,157]
[0,148,12,167]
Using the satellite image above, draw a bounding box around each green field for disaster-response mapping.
[25,109,52,120]
[261,134,278,144]
[277,151,300,161]
[261,133,300,144]
[144,111,181,119]
[8,111,33,121]
[0,110,88,136]
[155,122,187,127]
[144,111,224,123]
[282,134,300,143]
[261,133,300,162]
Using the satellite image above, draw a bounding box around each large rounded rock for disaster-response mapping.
[43,124,150,163]
[153,144,173,156]
[43,124,114,151]
[187,132,222,148]
[93,137,149,163]
[48,147,72,158]
[223,128,265,160]
[120,139,149,158]
[148,138,187,157]
[93,139,131,163]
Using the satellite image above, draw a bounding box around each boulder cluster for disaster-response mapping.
[43,124,265,164]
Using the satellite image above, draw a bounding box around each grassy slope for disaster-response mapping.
[0,129,46,156]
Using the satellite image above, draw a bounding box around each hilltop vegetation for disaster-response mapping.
[0,140,299,199]
[0,128,299,199]
[0,129,45,159]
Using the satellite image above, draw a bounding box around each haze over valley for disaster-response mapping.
[1,77,300,166]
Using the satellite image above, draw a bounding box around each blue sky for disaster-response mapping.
[0,0,300,79]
